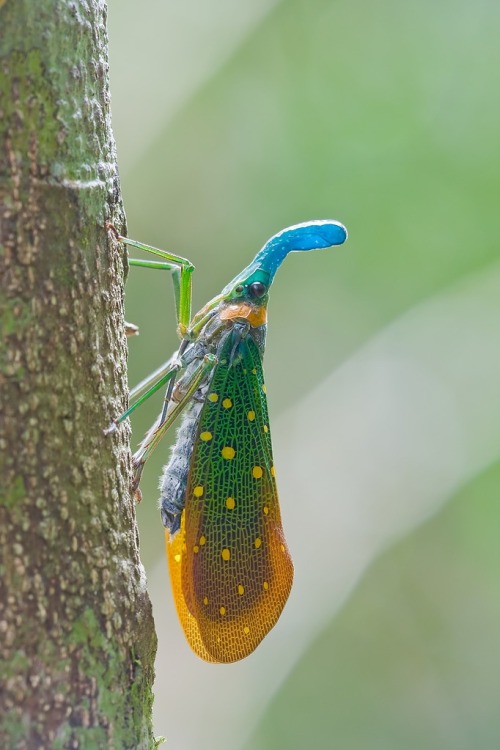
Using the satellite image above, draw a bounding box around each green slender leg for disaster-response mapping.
[132,353,217,496]
[121,236,195,335]
[105,232,216,493]
[103,355,181,435]
[105,233,195,432]
[129,354,181,401]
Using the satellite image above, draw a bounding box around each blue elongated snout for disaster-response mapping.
[254,220,347,279]
[221,219,348,297]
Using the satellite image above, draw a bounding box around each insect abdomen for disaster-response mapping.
[159,399,204,534]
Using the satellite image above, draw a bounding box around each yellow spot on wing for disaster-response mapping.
[193,485,204,497]
[252,466,263,479]
[221,446,236,460]
[220,606,226,616]
[203,596,209,605]
[222,398,232,409]
[254,538,262,549]
[247,410,255,421]
[243,626,250,635]
[208,392,218,402]
[238,584,245,595]
[221,548,231,561]
[199,535,206,546]
[263,425,269,433]
[226,496,235,510]
[200,431,212,441]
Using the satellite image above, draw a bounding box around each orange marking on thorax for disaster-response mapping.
[220,302,267,328]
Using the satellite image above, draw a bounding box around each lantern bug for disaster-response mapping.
[106,220,347,662]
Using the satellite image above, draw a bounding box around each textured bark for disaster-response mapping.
[0,2,157,748]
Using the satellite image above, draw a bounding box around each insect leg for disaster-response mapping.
[129,354,180,402]
[103,353,183,435]
[132,352,217,494]
[118,235,194,335]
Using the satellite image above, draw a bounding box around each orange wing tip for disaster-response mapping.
[165,525,294,663]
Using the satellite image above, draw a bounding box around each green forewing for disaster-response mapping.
[167,334,293,662]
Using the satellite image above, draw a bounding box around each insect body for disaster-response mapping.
[107,220,347,662]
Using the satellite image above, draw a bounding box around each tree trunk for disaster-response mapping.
[0,2,157,748]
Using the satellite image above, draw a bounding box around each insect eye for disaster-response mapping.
[248,281,267,299]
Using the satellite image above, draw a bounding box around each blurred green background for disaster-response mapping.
[108,0,500,748]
